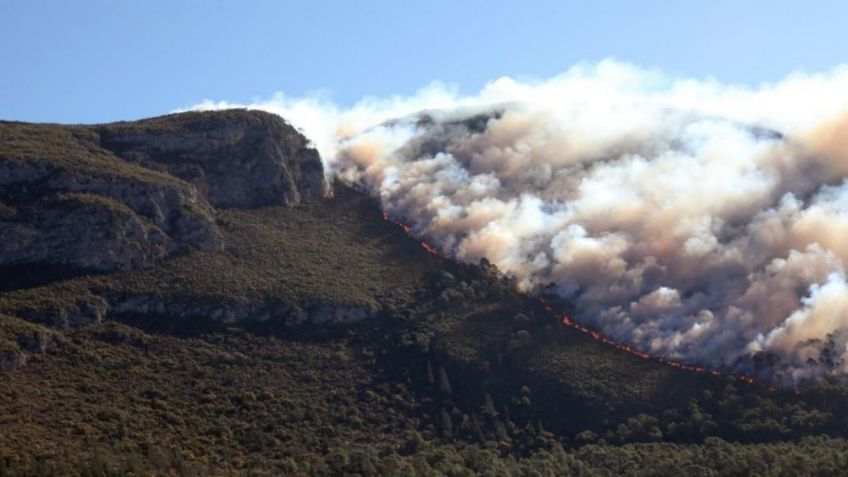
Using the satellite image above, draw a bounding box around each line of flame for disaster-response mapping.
[383,210,438,255]
[381,210,795,394]
[537,297,778,390]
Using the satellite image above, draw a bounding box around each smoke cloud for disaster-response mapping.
[192,60,848,385]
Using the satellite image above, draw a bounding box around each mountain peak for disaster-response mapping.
[0,109,327,277]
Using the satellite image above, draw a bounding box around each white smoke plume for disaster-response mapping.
[191,60,848,385]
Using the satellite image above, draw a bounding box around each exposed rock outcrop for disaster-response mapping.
[0,122,222,275]
[4,288,378,333]
[0,110,356,372]
[2,193,180,272]
[99,291,377,329]
[0,349,25,372]
[98,110,327,208]
[0,313,52,372]
[0,110,327,277]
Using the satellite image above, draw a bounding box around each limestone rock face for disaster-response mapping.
[98,110,328,208]
[0,122,224,274]
[0,110,327,275]
[0,193,171,272]
[0,350,25,372]
[0,110,355,372]
[0,314,52,372]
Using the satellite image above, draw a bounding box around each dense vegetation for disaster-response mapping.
[2,184,848,476]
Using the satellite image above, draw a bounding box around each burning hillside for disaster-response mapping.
[194,61,848,387]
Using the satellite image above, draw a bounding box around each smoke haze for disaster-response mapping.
[192,60,848,385]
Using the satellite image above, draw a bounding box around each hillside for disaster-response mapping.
[1,111,848,476]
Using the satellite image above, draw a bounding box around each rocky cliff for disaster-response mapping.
[98,110,326,208]
[0,110,338,370]
[0,110,327,276]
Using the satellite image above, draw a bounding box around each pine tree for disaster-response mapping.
[471,413,485,442]
[495,419,509,442]
[483,393,498,418]
[438,366,452,396]
[440,407,453,437]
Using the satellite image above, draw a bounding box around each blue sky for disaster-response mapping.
[2,0,847,123]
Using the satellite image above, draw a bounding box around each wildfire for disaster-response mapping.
[381,211,783,392]
[543,298,773,388]
[383,210,441,257]
[420,241,439,255]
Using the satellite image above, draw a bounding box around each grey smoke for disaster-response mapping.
[192,60,848,385]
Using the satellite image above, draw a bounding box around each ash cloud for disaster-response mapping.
[192,60,848,385]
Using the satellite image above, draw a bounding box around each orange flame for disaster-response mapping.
[421,242,439,255]
[545,297,771,389]
[383,210,441,257]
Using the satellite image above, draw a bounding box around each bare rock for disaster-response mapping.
[0,313,53,371]
[0,110,327,277]
[98,110,328,208]
[0,121,224,274]
[0,349,25,372]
